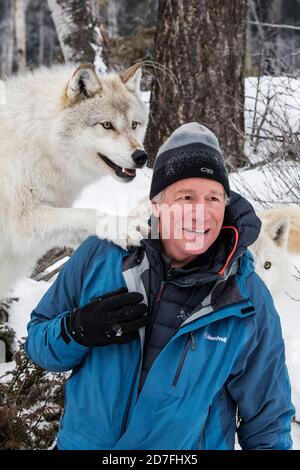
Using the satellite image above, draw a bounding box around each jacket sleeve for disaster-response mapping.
[24,236,105,372]
[226,277,295,450]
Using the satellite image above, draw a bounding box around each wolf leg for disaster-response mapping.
[13,206,144,255]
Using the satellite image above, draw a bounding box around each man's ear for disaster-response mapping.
[66,63,101,104]
[151,201,160,218]
[120,63,142,94]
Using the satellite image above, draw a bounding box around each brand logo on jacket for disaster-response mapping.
[203,332,227,343]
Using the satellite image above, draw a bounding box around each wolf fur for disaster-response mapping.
[0,63,148,298]
[250,206,300,295]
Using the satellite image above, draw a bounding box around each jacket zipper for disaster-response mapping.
[120,356,141,435]
[156,267,172,302]
[172,332,196,387]
[156,281,165,302]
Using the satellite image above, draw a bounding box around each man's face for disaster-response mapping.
[152,178,226,267]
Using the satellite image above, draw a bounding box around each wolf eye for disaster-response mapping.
[132,121,138,129]
[101,122,114,130]
[264,261,272,270]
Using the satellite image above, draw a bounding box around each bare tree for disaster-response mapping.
[146,0,248,169]
[47,0,110,71]
[238,74,300,206]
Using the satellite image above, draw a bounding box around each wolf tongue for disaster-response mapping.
[122,168,136,176]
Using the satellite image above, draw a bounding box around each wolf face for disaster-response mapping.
[52,63,148,183]
[250,214,292,295]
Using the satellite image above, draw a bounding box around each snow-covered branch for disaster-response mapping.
[249,20,300,32]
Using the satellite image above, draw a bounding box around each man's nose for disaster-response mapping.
[132,149,148,167]
[194,203,210,222]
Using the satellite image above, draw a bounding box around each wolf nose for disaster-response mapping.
[132,149,148,166]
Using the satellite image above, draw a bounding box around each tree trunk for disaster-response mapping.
[107,0,119,37]
[0,0,15,77]
[146,0,248,170]
[38,2,45,65]
[15,0,27,71]
[47,0,109,72]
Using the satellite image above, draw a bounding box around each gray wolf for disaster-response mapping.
[250,206,300,295]
[0,62,148,298]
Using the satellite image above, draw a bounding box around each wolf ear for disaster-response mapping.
[268,216,290,247]
[66,63,101,104]
[120,63,142,94]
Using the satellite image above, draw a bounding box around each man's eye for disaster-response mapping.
[208,197,220,202]
[180,195,191,200]
[132,121,138,129]
[101,122,114,130]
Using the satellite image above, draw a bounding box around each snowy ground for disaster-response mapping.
[1,163,299,449]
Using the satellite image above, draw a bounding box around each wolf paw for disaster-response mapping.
[95,208,150,250]
[125,197,151,246]
[109,216,147,249]
[126,216,149,248]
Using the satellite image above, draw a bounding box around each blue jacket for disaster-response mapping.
[25,192,294,450]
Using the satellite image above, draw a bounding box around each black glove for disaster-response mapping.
[67,288,149,347]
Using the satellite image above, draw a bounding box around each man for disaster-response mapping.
[25,123,294,450]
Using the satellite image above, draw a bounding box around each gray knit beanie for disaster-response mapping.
[149,122,230,199]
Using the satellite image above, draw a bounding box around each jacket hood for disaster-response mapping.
[218,190,261,274]
[224,190,261,262]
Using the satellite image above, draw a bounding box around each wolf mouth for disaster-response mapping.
[98,153,136,181]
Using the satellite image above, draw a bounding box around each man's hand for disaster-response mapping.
[67,288,148,346]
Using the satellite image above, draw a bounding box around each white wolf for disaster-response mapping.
[0,63,149,299]
[250,206,300,295]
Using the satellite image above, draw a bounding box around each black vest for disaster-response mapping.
[138,241,221,393]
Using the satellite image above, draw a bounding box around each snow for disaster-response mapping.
[92,26,108,74]
[1,78,300,449]
[8,278,50,344]
[0,360,16,381]
[75,167,152,215]
[275,262,300,420]
[93,44,107,74]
